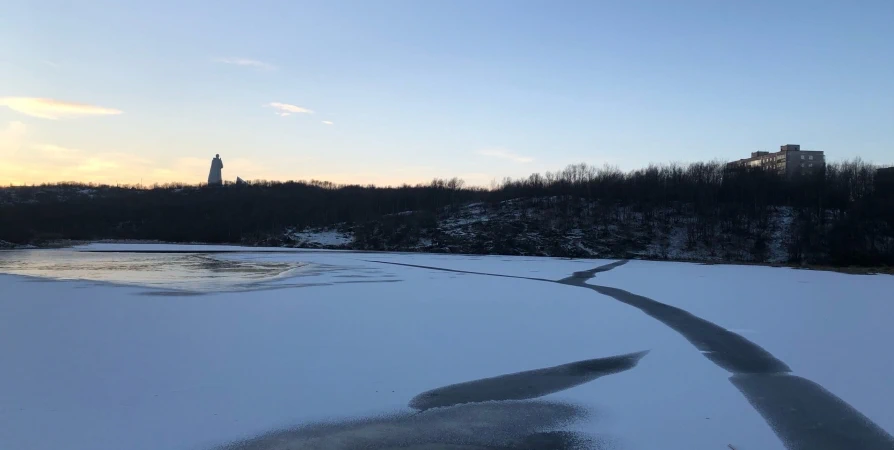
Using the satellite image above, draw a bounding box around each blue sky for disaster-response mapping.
[2,0,893,186]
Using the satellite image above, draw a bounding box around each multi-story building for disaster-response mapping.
[726,144,825,178]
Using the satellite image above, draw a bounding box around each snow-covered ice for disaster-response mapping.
[0,246,892,450]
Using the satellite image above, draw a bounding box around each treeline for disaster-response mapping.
[1,160,892,266]
[0,178,488,244]
[495,161,894,265]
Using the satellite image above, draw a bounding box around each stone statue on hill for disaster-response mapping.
[208,154,223,185]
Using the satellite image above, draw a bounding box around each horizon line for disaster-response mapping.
[3,157,890,191]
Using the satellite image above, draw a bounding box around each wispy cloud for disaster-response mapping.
[0,137,159,185]
[2,121,28,137]
[321,120,334,125]
[213,57,275,70]
[0,97,122,120]
[34,144,81,158]
[478,148,534,163]
[0,121,29,159]
[268,102,314,117]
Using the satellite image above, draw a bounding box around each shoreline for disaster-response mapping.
[4,239,890,276]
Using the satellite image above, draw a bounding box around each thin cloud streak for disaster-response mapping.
[322,120,334,125]
[34,144,81,158]
[213,57,275,70]
[0,97,123,120]
[2,121,28,137]
[478,148,534,163]
[0,121,29,160]
[268,102,314,116]
[0,141,155,185]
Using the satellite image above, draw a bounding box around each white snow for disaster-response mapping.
[289,229,354,247]
[768,206,795,263]
[593,260,894,433]
[440,203,493,234]
[0,248,892,450]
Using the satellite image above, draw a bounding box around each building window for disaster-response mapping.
[809,163,813,167]
[801,155,805,160]
[809,155,814,160]
[801,163,805,167]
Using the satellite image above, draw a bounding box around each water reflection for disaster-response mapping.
[0,250,306,292]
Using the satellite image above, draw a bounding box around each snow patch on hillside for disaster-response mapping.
[277,199,799,263]
[768,207,795,263]
[289,229,354,247]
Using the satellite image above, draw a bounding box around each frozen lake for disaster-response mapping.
[1,244,892,450]
[0,249,306,292]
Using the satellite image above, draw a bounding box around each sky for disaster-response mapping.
[2,0,893,187]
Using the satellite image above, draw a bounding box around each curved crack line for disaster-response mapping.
[557,266,789,374]
[365,258,894,450]
[362,260,554,283]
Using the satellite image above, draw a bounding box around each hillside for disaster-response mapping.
[280,198,796,264]
[2,160,892,266]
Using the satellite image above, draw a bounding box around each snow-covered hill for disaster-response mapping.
[275,198,799,264]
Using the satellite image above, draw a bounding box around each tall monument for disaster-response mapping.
[208,154,224,185]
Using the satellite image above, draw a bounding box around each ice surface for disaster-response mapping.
[0,249,309,292]
[0,248,892,450]
[593,260,894,437]
[74,243,301,252]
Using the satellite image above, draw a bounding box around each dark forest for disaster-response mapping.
[2,160,892,266]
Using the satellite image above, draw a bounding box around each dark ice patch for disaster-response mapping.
[732,374,894,450]
[409,351,648,411]
[219,401,604,450]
